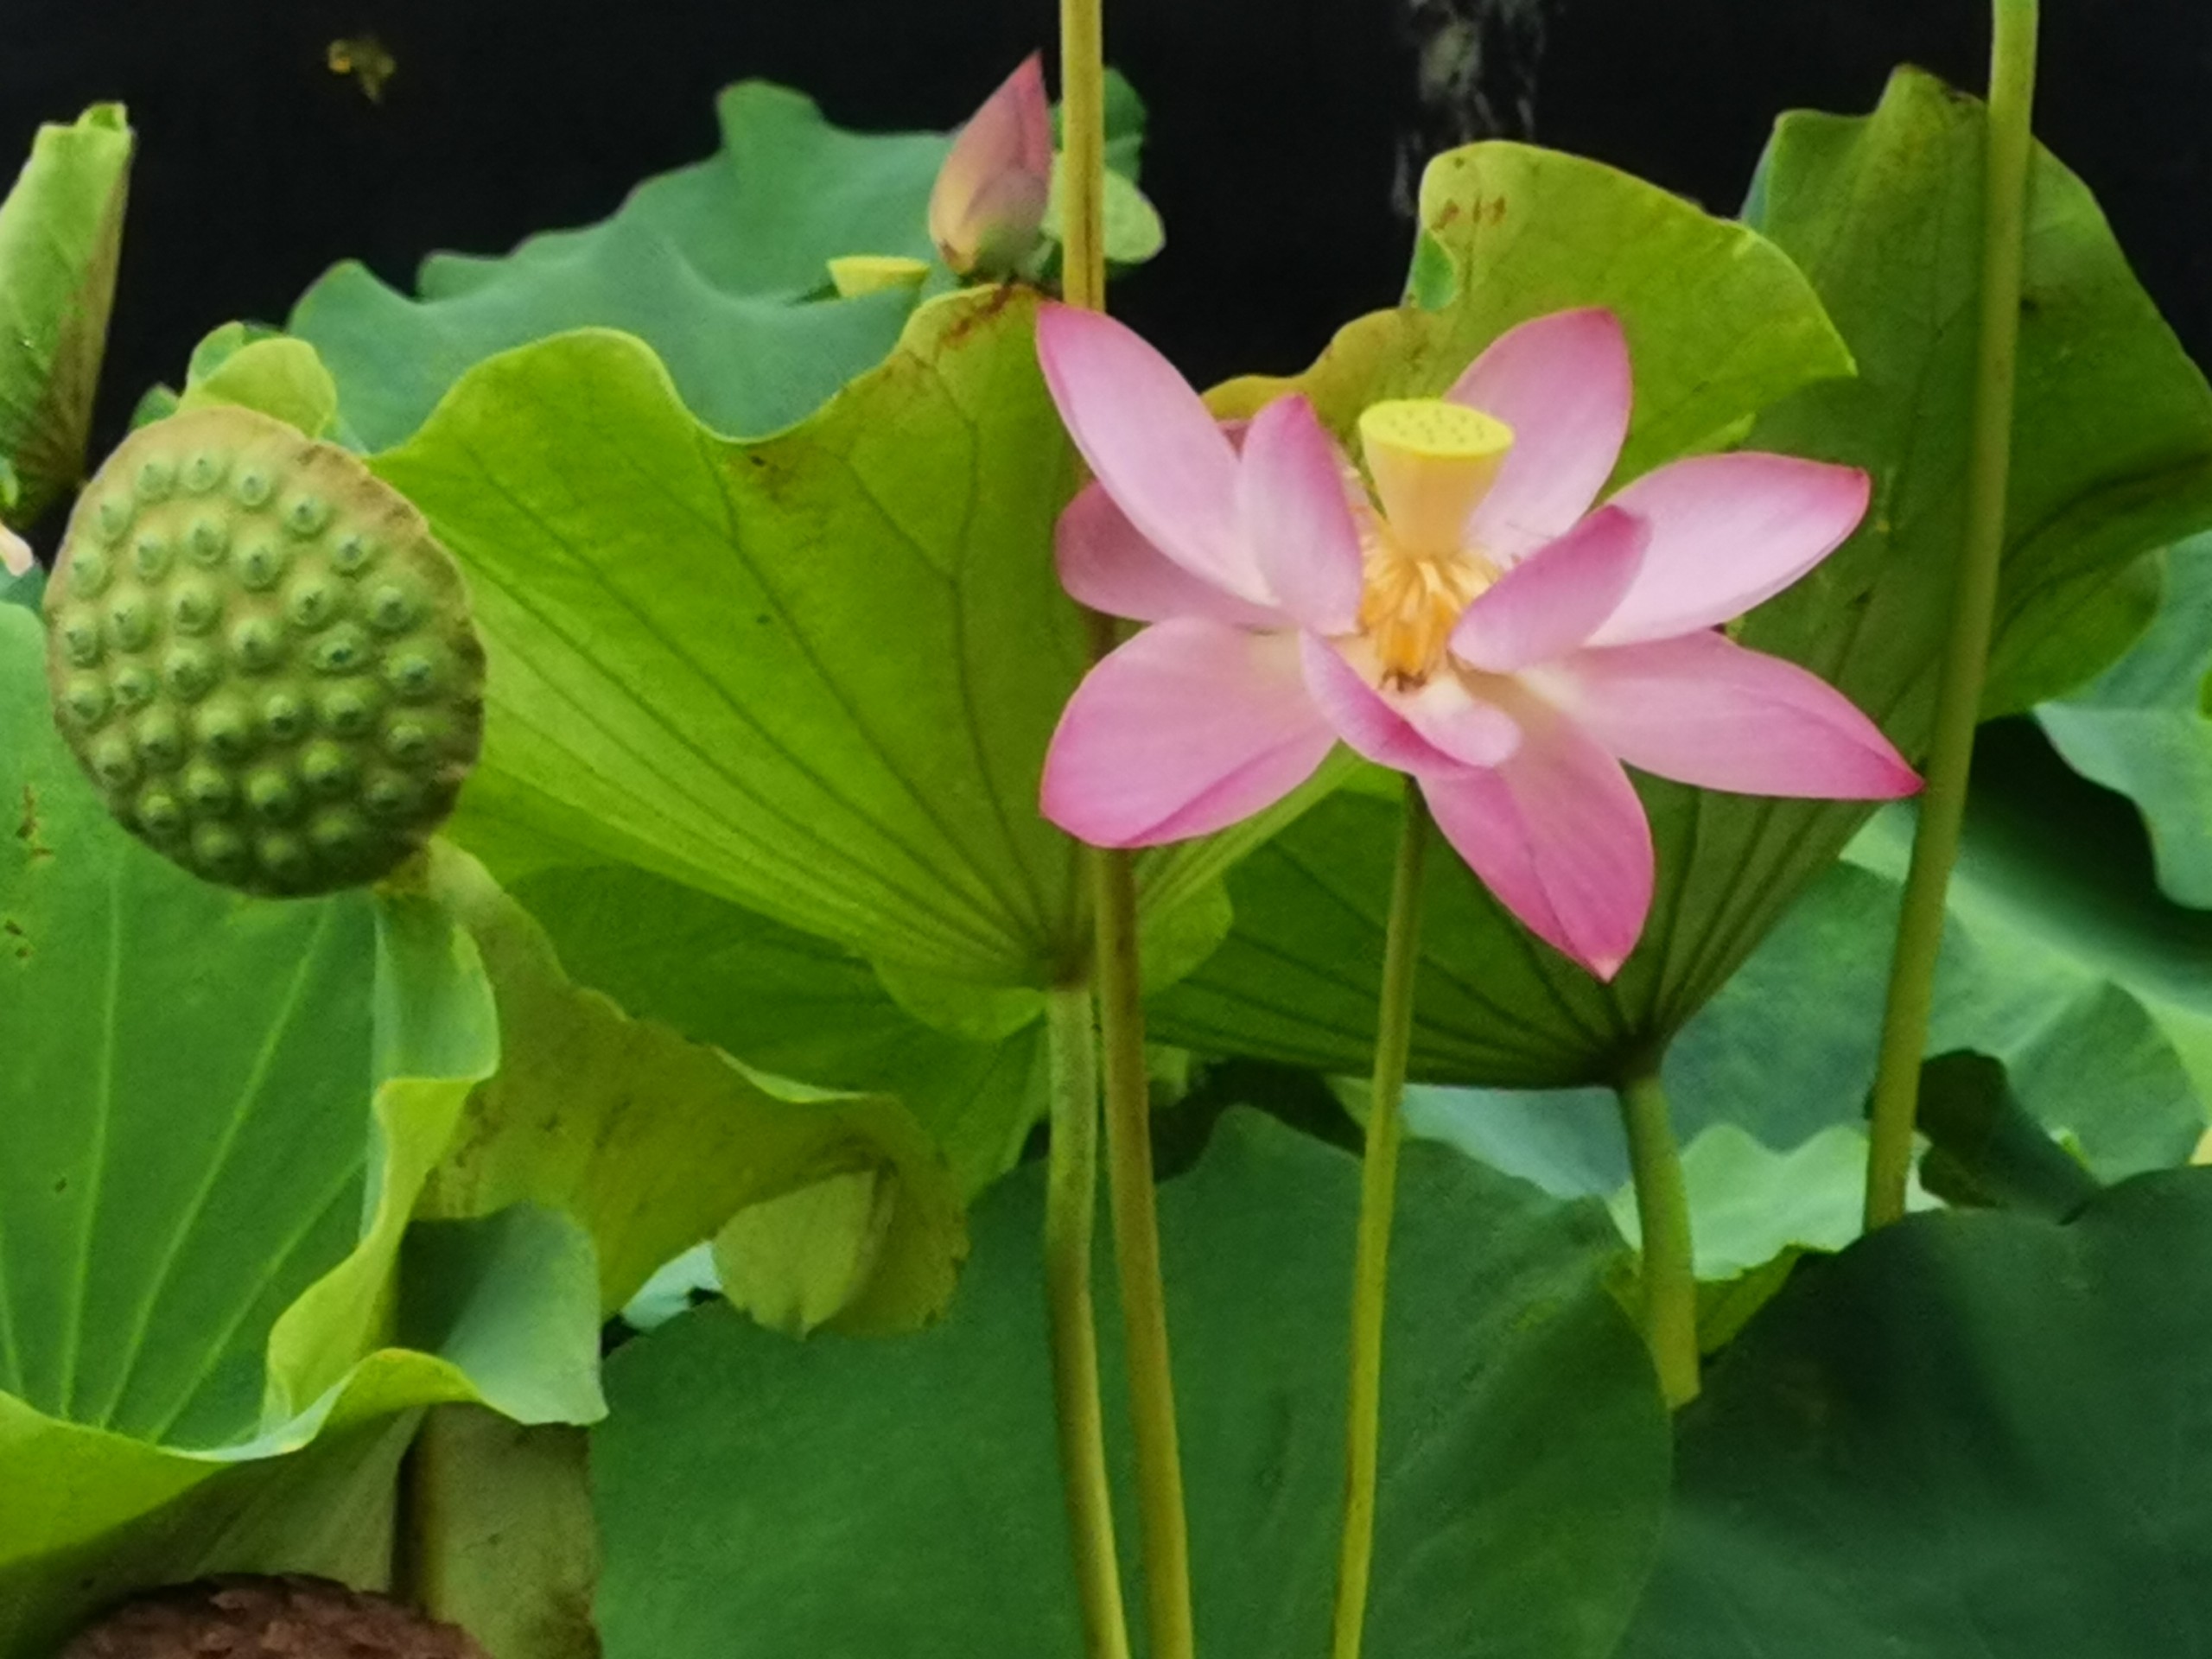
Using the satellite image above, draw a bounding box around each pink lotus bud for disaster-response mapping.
[929,54,1053,280]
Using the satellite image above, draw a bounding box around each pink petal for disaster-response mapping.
[1421,712,1654,980]
[1550,631,1921,799]
[1451,505,1648,673]
[1450,308,1633,565]
[1237,395,1363,633]
[1587,454,1872,645]
[0,526,29,578]
[1300,636,1519,774]
[1041,617,1338,847]
[1035,305,1262,601]
[929,54,1054,276]
[1057,483,1286,628]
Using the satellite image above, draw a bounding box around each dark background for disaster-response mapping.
[1,0,2203,479]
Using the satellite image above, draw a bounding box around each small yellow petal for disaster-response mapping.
[1358,398,1514,557]
[826,256,932,298]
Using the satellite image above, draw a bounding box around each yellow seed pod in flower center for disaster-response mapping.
[1355,398,1515,686]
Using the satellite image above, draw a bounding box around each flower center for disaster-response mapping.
[1354,398,1516,686]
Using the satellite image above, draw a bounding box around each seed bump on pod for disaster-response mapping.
[162,644,219,702]
[69,547,112,597]
[329,530,379,576]
[111,664,158,711]
[88,733,138,791]
[61,677,111,729]
[260,689,311,743]
[299,739,355,798]
[58,610,105,668]
[134,456,177,503]
[235,538,289,591]
[283,493,334,538]
[182,449,228,493]
[94,494,133,543]
[107,591,157,654]
[192,822,248,880]
[229,615,287,675]
[168,581,222,637]
[284,575,342,632]
[182,761,234,816]
[232,462,276,510]
[136,787,185,840]
[194,693,258,762]
[186,515,230,568]
[133,708,185,771]
[131,531,174,582]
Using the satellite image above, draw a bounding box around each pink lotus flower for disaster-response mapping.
[1034,304,1919,978]
[929,55,1054,280]
[0,526,29,579]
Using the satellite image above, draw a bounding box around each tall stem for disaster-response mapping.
[1058,0,1107,312]
[1616,1064,1700,1408]
[1331,782,1431,1659]
[1864,0,2040,1229]
[1061,0,1196,1652]
[1095,848,1198,1659]
[1043,988,1133,1659]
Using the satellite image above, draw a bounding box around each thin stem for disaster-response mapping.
[1865,0,2040,1230]
[1060,0,1195,1652]
[1331,781,1432,1659]
[1095,849,1198,1659]
[1058,0,1108,311]
[1616,1064,1700,1408]
[1043,987,1134,1659]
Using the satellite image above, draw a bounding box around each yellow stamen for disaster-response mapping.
[1354,398,1514,687]
[1357,398,1514,557]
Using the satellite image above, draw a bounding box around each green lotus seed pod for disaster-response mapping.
[46,404,486,896]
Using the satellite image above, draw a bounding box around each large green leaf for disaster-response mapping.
[292,237,918,453]
[2037,534,2212,908]
[0,605,601,1655]
[375,292,1093,992]
[1161,70,2212,1089]
[0,105,132,527]
[593,1111,1669,1659]
[1617,1168,2212,1656]
[414,845,969,1331]
[508,862,1047,1197]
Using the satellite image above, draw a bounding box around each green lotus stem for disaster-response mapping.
[1616,1062,1700,1407]
[1058,0,1107,310]
[1864,0,2040,1230]
[1331,780,1432,1659]
[1043,986,1134,1659]
[1060,1,1198,1651]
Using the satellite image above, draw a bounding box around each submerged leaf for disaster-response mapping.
[1618,1168,2212,1655]
[594,1112,1669,1659]
[414,845,969,1332]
